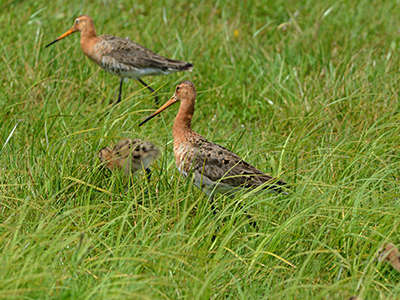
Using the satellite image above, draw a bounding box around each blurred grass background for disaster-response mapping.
[1,0,400,299]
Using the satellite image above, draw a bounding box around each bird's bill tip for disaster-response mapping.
[139,95,179,126]
[45,40,59,48]
[139,115,155,127]
[45,27,76,48]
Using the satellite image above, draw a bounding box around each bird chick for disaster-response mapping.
[98,139,160,179]
[377,242,400,272]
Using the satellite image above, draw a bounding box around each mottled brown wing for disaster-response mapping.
[187,134,286,190]
[99,35,191,70]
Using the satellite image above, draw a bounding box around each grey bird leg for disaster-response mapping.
[114,77,124,105]
[137,78,159,105]
[208,194,218,242]
[207,193,217,214]
[211,200,217,216]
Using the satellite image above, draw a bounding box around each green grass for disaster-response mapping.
[1,0,400,299]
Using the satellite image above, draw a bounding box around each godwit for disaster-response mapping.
[98,138,160,180]
[139,81,288,224]
[46,15,193,105]
[377,242,400,272]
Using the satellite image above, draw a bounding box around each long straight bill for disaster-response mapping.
[45,28,76,48]
[139,95,179,126]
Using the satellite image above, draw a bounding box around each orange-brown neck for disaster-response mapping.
[79,26,98,60]
[173,100,195,146]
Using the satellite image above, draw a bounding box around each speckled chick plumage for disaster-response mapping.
[140,81,288,198]
[378,243,400,272]
[98,139,160,175]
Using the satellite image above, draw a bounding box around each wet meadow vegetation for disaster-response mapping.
[1,0,400,299]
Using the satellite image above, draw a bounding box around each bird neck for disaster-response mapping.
[173,101,195,144]
[81,25,97,40]
[80,28,98,60]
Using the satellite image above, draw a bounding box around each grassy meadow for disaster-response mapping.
[1,0,400,298]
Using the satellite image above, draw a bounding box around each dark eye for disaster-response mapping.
[75,19,80,24]
[176,86,180,91]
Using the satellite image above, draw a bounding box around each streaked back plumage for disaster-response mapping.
[93,35,193,78]
[175,131,287,196]
[98,139,160,175]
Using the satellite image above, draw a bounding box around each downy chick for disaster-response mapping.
[99,138,160,180]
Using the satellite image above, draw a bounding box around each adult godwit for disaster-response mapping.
[139,81,288,224]
[46,15,193,105]
[98,138,160,180]
[377,242,400,272]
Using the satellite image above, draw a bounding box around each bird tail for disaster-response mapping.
[179,62,194,71]
[166,60,194,72]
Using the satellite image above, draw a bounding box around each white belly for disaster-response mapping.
[100,56,180,78]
